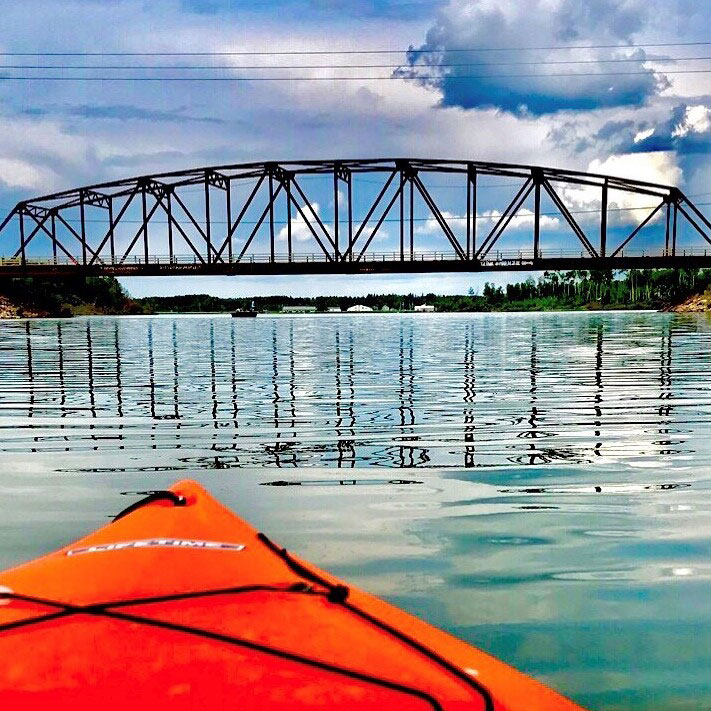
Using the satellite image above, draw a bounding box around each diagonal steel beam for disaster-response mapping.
[412,174,466,259]
[54,212,102,262]
[153,193,205,263]
[0,206,17,237]
[356,179,406,261]
[171,191,220,259]
[476,178,533,260]
[22,210,78,264]
[341,170,397,260]
[678,193,711,233]
[13,209,51,258]
[676,202,711,247]
[289,175,336,252]
[237,183,284,261]
[610,201,665,257]
[542,180,598,258]
[284,188,333,260]
[118,198,162,263]
[215,175,265,261]
[88,186,140,265]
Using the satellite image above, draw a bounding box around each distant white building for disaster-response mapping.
[414,304,435,313]
[282,305,317,313]
[327,306,342,313]
[346,304,373,313]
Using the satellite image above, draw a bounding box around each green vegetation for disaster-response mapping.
[475,268,711,311]
[2,269,710,317]
[0,277,141,317]
[138,269,711,314]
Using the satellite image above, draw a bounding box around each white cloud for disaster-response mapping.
[634,127,655,143]
[0,158,51,191]
[480,208,560,230]
[415,210,466,235]
[277,201,321,242]
[416,208,559,236]
[672,105,711,138]
[560,151,682,226]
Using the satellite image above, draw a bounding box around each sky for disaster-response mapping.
[0,0,710,298]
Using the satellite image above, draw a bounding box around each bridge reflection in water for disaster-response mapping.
[2,313,705,471]
[1,159,710,276]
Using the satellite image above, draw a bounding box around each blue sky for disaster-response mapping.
[0,0,709,298]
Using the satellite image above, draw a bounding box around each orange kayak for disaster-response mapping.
[0,480,587,710]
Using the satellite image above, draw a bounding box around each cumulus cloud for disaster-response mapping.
[397,0,668,115]
[480,208,560,230]
[672,105,711,138]
[277,201,321,242]
[0,158,50,191]
[560,151,682,226]
[415,208,560,235]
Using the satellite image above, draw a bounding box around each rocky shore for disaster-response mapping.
[0,295,48,319]
[668,292,711,313]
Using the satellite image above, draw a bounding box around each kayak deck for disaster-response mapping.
[0,480,587,710]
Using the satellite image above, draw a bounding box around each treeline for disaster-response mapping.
[3,269,709,317]
[0,277,141,316]
[138,293,451,313]
[482,268,711,310]
[138,269,711,314]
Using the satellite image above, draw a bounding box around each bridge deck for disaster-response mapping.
[1,250,710,277]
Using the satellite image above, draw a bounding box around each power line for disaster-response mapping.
[2,56,711,70]
[4,202,709,226]
[1,69,709,81]
[2,41,711,56]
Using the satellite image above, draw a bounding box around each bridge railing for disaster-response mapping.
[3,246,711,268]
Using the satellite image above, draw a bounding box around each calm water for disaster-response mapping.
[1,311,711,709]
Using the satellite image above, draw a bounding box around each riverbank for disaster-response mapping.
[0,277,141,318]
[1,269,711,318]
[668,291,711,312]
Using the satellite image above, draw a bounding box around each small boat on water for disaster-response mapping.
[232,300,258,317]
[0,479,586,709]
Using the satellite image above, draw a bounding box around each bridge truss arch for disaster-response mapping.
[0,158,710,276]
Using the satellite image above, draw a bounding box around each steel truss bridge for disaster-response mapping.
[0,159,710,277]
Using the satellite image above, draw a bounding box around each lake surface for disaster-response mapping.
[1,311,711,710]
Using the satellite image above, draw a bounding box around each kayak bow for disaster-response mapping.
[0,480,587,710]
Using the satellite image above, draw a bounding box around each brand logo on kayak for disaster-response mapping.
[65,539,246,556]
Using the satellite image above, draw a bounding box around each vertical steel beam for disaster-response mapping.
[108,200,115,263]
[665,200,671,255]
[533,175,541,260]
[80,192,87,266]
[347,172,353,261]
[399,171,405,261]
[205,176,211,264]
[600,180,608,258]
[672,200,678,257]
[51,212,57,262]
[226,182,232,263]
[471,167,477,259]
[167,190,174,262]
[333,165,339,260]
[19,209,26,267]
[409,177,414,260]
[269,170,275,263]
[287,176,293,262]
[466,167,471,260]
[142,186,149,264]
